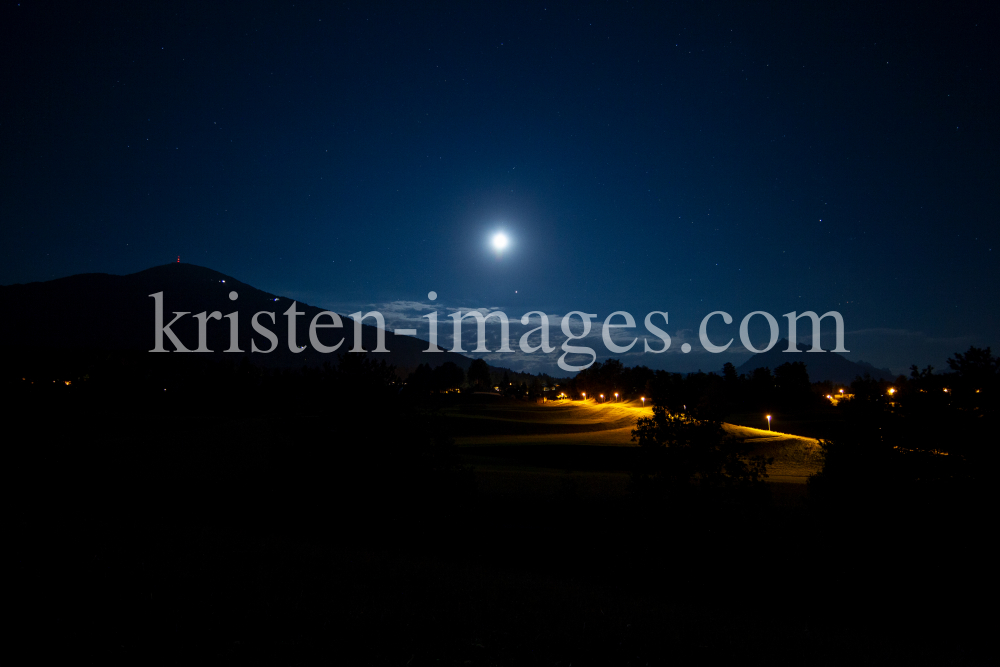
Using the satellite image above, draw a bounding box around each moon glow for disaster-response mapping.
[492,232,509,251]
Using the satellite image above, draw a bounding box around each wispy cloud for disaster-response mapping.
[322,297,738,375]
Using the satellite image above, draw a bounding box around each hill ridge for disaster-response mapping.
[734,337,894,384]
[0,263,473,373]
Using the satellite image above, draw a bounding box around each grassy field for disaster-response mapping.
[448,398,824,500]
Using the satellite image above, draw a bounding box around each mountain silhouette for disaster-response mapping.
[0,263,473,373]
[735,339,895,384]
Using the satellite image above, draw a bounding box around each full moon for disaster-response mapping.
[491,232,509,251]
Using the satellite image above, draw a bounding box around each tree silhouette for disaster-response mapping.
[946,346,999,415]
[722,362,738,384]
[773,361,812,410]
[630,405,771,509]
[406,363,434,394]
[432,361,464,392]
[946,345,999,380]
[809,347,1000,515]
[467,358,491,389]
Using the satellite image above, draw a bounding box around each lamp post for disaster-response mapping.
[766,414,771,431]
[600,394,604,403]
[614,392,619,402]
[641,397,645,407]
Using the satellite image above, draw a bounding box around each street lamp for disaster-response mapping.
[766,414,771,431]
[600,394,604,402]
[614,392,619,402]
[641,396,645,407]
[582,392,586,400]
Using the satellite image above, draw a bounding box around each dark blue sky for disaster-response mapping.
[2,1,997,375]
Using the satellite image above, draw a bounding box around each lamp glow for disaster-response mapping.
[492,232,509,251]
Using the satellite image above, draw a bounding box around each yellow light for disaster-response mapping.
[887,388,896,395]
[839,389,844,393]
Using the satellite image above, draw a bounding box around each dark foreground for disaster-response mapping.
[9,382,997,665]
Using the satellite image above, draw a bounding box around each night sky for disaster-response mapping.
[2,1,997,375]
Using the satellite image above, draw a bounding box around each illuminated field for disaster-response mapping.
[450,399,824,496]
[447,398,647,432]
[448,398,651,444]
[721,424,823,483]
